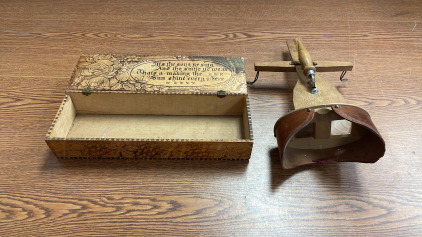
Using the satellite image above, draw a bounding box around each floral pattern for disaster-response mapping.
[67,55,247,93]
[47,140,252,159]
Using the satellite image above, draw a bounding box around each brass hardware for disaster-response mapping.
[82,87,93,96]
[217,90,226,98]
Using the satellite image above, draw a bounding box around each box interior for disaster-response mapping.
[49,93,251,141]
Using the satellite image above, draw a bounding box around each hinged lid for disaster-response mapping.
[66,55,247,95]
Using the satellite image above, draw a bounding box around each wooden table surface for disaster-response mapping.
[1,0,421,236]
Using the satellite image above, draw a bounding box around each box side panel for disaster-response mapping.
[51,140,253,160]
[46,95,76,139]
[68,93,245,116]
[45,139,67,158]
[66,114,245,140]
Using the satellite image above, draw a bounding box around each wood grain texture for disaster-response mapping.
[1,0,422,236]
[293,67,347,110]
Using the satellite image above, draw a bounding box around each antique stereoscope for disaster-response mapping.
[255,38,385,169]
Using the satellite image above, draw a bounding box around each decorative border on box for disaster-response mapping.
[47,137,253,142]
[246,97,254,140]
[65,90,248,96]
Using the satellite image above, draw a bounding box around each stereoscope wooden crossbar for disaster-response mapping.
[255,38,386,169]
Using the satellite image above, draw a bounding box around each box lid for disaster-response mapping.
[66,55,247,95]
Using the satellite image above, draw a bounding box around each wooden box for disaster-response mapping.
[45,55,253,160]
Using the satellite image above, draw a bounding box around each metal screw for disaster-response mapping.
[311,88,319,94]
[307,108,312,112]
[335,105,341,109]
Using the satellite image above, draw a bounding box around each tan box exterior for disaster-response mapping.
[45,55,253,160]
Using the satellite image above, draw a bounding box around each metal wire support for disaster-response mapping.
[247,71,260,85]
[340,71,348,82]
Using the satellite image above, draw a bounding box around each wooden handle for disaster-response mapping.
[297,39,316,75]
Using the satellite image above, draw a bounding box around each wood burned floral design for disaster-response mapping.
[67,55,247,93]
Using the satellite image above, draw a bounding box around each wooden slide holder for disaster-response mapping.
[255,39,385,169]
